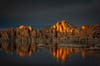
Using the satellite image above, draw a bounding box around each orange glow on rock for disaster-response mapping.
[51,20,75,33]
[28,26,32,31]
[18,25,32,31]
[82,25,86,30]
[19,25,25,29]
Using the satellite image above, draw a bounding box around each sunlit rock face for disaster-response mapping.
[79,24,100,40]
[16,25,33,35]
[18,25,33,31]
[51,20,78,33]
[0,20,100,42]
[50,20,81,40]
[16,25,33,40]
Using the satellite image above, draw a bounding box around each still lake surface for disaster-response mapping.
[0,42,100,66]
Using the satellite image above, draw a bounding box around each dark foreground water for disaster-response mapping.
[0,43,100,66]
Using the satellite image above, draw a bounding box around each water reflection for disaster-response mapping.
[50,48,100,63]
[0,41,100,64]
[0,41,39,57]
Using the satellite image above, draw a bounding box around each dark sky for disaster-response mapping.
[0,0,100,29]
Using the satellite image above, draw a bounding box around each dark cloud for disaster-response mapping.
[0,0,100,28]
[0,0,99,17]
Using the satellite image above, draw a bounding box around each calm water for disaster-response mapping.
[0,42,100,66]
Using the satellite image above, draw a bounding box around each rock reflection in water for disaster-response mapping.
[0,41,100,64]
[49,47,100,63]
[0,40,39,57]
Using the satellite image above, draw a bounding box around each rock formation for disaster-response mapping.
[0,20,100,43]
[0,20,100,57]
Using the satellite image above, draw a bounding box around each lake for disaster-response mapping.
[0,42,100,66]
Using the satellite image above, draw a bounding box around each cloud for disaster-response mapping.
[0,0,99,18]
[0,0,100,28]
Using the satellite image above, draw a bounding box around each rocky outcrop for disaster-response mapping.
[16,25,32,39]
[15,25,33,44]
[51,20,74,33]
[0,20,100,43]
[0,28,15,42]
[79,24,100,40]
[50,20,80,40]
[0,20,100,57]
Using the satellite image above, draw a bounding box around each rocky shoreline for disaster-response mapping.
[0,20,100,43]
